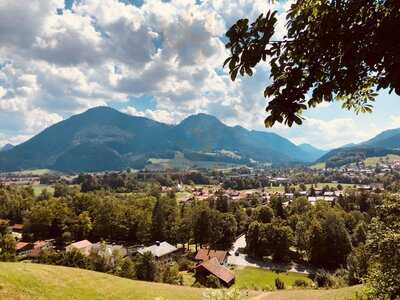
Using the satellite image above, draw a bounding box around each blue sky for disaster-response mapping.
[0,0,399,150]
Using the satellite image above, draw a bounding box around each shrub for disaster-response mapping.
[293,279,308,287]
[205,274,222,288]
[314,271,337,288]
[176,256,194,271]
[275,277,285,290]
[203,289,242,300]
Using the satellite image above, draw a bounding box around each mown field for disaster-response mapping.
[233,267,312,290]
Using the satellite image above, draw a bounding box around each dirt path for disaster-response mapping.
[246,285,362,300]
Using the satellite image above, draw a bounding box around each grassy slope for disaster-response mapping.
[364,154,400,167]
[234,267,312,290]
[0,263,363,300]
[0,262,204,300]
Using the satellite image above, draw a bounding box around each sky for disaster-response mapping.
[0,0,399,150]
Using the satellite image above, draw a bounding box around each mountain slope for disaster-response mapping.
[0,107,316,172]
[0,143,14,152]
[298,143,327,161]
[362,128,400,149]
[317,127,400,167]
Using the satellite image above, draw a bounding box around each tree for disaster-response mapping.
[364,195,400,299]
[347,244,369,285]
[135,251,158,282]
[246,220,292,261]
[255,205,274,223]
[0,233,16,261]
[116,257,136,279]
[225,1,400,127]
[308,212,352,269]
[194,209,213,249]
[352,221,367,247]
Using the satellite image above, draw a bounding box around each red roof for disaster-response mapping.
[12,224,24,231]
[16,242,32,251]
[196,258,235,285]
[195,249,227,264]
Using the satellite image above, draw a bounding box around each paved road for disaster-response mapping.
[228,235,314,275]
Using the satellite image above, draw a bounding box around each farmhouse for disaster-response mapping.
[16,242,34,256]
[195,249,228,265]
[137,241,177,266]
[29,240,54,258]
[66,240,93,256]
[195,257,235,287]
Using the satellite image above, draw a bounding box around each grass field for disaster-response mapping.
[32,184,54,196]
[233,267,312,290]
[310,162,326,170]
[0,262,205,300]
[364,154,400,167]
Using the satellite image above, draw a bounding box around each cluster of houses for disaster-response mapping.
[64,239,235,286]
[0,221,55,258]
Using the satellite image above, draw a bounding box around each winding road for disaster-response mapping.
[228,235,314,275]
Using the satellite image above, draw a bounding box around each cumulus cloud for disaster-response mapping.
[2,0,386,150]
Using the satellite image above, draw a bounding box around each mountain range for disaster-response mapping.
[0,107,325,172]
[0,144,14,152]
[318,127,400,167]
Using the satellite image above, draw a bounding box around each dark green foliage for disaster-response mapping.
[364,195,400,299]
[225,0,400,127]
[275,277,285,290]
[0,233,16,261]
[309,213,352,270]
[135,251,158,282]
[347,245,369,285]
[313,271,337,288]
[246,220,293,261]
[205,274,222,288]
[255,205,274,223]
[293,279,308,288]
[115,257,136,279]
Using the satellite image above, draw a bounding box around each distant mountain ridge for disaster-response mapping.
[0,144,14,152]
[318,127,400,168]
[0,107,320,172]
[298,144,327,161]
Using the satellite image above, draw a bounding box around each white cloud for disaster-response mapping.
[2,0,389,151]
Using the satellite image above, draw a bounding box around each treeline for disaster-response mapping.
[0,185,239,250]
[75,171,212,193]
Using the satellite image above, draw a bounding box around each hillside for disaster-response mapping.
[317,127,400,168]
[0,262,363,300]
[0,107,316,172]
[298,144,327,161]
[0,144,14,152]
[0,262,205,300]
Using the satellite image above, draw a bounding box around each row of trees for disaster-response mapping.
[0,185,239,251]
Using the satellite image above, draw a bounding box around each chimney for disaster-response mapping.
[156,241,160,246]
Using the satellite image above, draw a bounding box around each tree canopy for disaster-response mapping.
[225,0,400,127]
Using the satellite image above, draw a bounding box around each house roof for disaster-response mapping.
[195,249,227,264]
[137,241,177,258]
[196,258,235,284]
[67,240,92,250]
[11,224,24,231]
[16,242,32,251]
